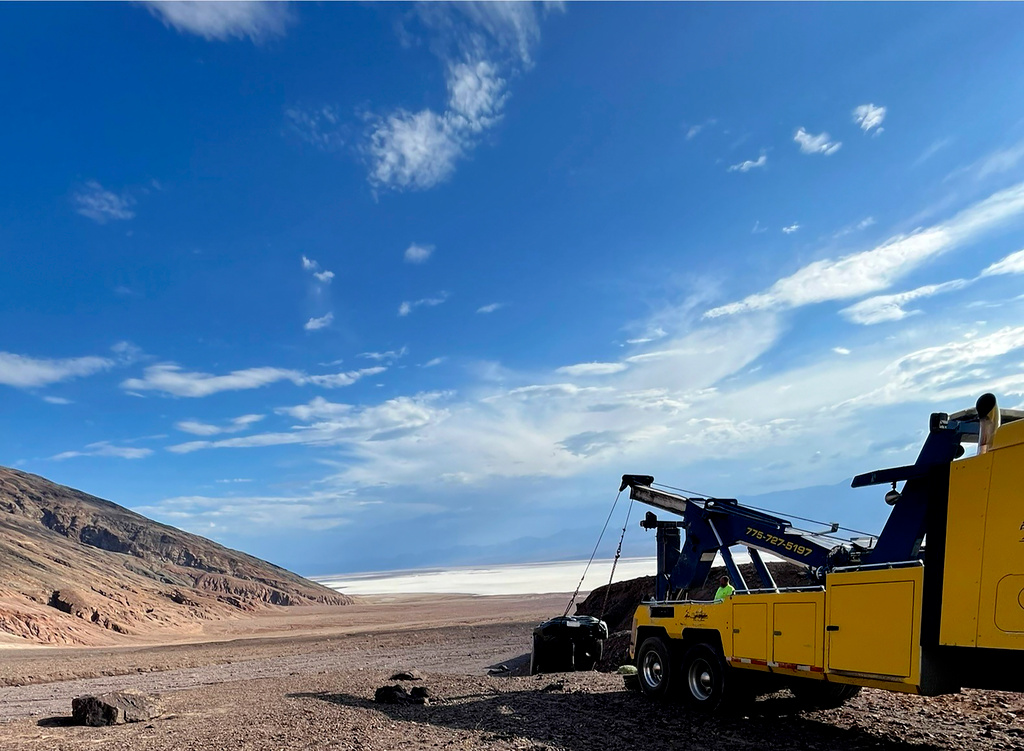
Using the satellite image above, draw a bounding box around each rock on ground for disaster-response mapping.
[71,690,162,726]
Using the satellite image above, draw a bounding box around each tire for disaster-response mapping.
[679,643,730,712]
[789,677,861,708]
[530,634,542,675]
[636,636,678,701]
[575,638,603,671]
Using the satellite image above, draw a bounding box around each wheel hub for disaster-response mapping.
[641,651,664,689]
[688,658,714,700]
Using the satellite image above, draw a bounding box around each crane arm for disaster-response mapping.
[620,475,841,600]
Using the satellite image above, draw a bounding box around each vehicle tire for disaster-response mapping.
[530,634,542,675]
[636,636,678,701]
[789,677,861,708]
[575,638,603,671]
[679,643,730,712]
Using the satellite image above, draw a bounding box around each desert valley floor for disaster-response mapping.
[0,593,1022,751]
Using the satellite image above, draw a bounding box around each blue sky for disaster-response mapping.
[3,2,1024,576]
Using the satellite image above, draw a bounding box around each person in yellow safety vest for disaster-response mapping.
[714,575,735,600]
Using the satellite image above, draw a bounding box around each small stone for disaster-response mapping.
[540,681,565,693]
[71,691,162,726]
[389,670,422,681]
[374,685,410,704]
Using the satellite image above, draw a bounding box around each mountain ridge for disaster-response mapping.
[0,466,350,646]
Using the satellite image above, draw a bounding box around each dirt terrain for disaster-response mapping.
[0,593,1021,751]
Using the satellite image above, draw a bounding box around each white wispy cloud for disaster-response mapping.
[625,327,667,345]
[914,138,953,167]
[833,347,851,355]
[142,1,292,43]
[728,154,767,173]
[685,118,716,140]
[476,302,504,314]
[305,367,386,388]
[833,216,876,239]
[43,396,73,405]
[367,61,507,192]
[422,357,447,368]
[171,392,447,454]
[852,103,886,133]
[0,352,113,388]
[300,256,334,329]
[404,243,434,264]
[971,141,1024,181]
[853,326,1024,407]
[398,292,449,317]
[176,414,265,436]
[840,279,971,325]
[123,364,304,397]
[794,127,841,156]
[842,246,1024,325]
[981,248,1024,277]
[556,362,628,376]
[73,181,135,223]
[359,348,408,362]
[305,312,334,331]
[782,223,800,234]
[301,255,334,282]
[751,221,768,234]
[705,182,1024,318]
[121,363,385,398]
[52,441,153,461]
[365,4,551,192]
[285,106,344,151]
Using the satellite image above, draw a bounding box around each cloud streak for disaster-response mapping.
[706,182,1024,318]
[176,414,265,436]
[142,1,293,43]
[73,181,135,223]
[53,441,153,461]
[121,363,385,398]
[728,154,766,173]
[399,292,449,316]
[0,352,113,388]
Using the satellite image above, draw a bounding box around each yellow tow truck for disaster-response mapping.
[623,393,1024,710]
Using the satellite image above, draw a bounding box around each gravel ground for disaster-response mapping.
[0,596,1022,750]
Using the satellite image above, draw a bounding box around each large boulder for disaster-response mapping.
[71,691,162,726]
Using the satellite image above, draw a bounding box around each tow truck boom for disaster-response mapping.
[619,476,842,600]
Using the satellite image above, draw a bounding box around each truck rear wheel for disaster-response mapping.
[636,636,677,701]
[679,643,729,712]
[789,677,861,708]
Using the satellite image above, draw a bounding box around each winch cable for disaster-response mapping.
[563,488,622,617]
[600,495,635,622]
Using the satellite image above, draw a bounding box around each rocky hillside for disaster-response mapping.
[0,467,350,646]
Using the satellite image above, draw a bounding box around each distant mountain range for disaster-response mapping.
[0,467,350,646]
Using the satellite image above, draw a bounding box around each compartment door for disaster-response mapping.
[732,602,768,661]
[773,602,819,667]
[828,580,915,677]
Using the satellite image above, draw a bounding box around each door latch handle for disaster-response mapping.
[773,630,782,636]
[826,625,840,632]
